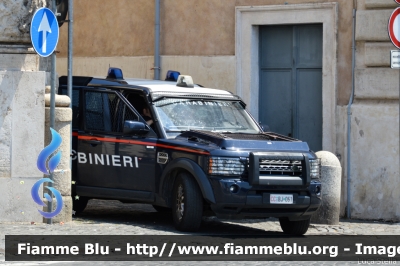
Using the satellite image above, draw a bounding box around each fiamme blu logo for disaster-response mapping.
[31,128,63,219]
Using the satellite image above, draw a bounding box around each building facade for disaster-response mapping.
[56,0,399,220]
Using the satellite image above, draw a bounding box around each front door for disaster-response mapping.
[77,89,157,200]
[259,24,322,151]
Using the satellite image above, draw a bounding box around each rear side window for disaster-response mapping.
[84,90,138,133]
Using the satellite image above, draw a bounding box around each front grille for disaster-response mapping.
[248,152,308,186]
[259,159,302,176]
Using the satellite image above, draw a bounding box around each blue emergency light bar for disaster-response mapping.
[107,67,124,80]
[165,70,180,81]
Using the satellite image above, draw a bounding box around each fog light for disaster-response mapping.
[229,184,239,193]
[315,185,321,195]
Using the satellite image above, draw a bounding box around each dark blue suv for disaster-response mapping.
[59,69,322,235]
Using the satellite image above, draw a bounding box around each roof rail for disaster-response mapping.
[59,76,93,86]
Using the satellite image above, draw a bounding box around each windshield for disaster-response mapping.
[153,98,260,138]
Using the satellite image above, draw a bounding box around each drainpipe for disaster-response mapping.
[154,0,160,80]
[347,8,357,219]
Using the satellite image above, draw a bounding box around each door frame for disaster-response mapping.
[235,3,338,152]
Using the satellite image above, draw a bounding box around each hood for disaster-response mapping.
[176,130,310,152]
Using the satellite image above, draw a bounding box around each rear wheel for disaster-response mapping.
[279,217,311,235]
[72,195,89,215]
[172,172,203,231]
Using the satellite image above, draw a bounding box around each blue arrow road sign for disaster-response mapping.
[30,8,59,57]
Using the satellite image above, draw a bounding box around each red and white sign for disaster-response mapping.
[389,7,400,49]
[395,0,400,5]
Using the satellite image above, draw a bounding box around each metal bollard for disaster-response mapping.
[311,151,342,225]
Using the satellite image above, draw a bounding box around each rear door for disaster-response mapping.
[76,88,157,201]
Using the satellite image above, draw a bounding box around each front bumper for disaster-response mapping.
[209,178,321,221]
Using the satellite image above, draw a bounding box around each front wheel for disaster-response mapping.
[172,172,203,232]
[72,195,89,215]
[152,205,171,213]
[279,217,311,235]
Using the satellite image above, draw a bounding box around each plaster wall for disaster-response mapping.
[57,0,155,58]
[56,55,236,92]
[57,0,353,105]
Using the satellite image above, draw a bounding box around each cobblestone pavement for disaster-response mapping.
[1,199,400,265]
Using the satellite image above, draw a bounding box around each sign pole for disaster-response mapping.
[47,0,58,225]
[68,0,74,178]
[30,1,60,225]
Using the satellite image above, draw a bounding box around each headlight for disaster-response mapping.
[208,157,245,176]
[309,158,321,179]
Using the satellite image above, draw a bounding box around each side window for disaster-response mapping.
[84,90,139,133]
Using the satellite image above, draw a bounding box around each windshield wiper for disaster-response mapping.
[212,130,233,134]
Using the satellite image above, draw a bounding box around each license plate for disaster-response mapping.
[270,194,293,204]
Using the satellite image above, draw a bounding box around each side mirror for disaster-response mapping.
[259,123,270,132]
[123,121,149,135]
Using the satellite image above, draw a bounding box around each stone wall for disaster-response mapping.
[345,0,400,220]
[0,0,48,43]
[0,0,50,222]
[0,65,45,222]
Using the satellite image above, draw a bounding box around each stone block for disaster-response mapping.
[50,169,72,196]
[365,42,394,67]
[356,10,392,41]
[44,108,72,170]
[350,103,399,220]
[0,72,13,178]
[0,1,48,43]
[355,68,399,99]
[45,107,72,122]
[42,196,72,223]
[0,53,38,71]
[45,94,71,107]
[0,177,43,222]
[311,151,341,225]
[365,0,398,9]
[10,71,45,178]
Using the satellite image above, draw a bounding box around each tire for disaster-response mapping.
[72,195,89,215]
[279,217,311,235]
[172,172,203,232]
[152,205,171,213]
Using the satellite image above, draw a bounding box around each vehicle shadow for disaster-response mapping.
[73,199,283,236]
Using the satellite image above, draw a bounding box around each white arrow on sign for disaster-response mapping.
[38,12,51,53]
